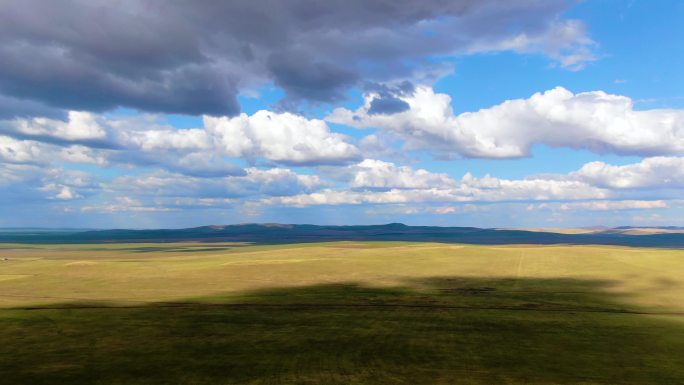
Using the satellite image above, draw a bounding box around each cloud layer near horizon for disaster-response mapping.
[2,84,684,224]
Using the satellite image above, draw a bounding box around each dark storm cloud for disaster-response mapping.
[267,51,359,103]
[0,95,65,120]
[0,0,585,117]
[366,81,414,115]
[368,97,410,115]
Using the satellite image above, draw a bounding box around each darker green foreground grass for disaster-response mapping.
[1,277,684,385]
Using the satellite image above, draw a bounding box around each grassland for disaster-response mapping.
[1,241,684,384]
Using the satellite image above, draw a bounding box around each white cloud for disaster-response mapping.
[0,135,111,166]
[364,203,488,217]
[0,163,41,186]
[351,159,456,189]
[59,145,108,165]
[1,108,362,173]
[119,128,211,152]
[265,171,609,208]
[526,200,668,212]
[458,172,610,201]
[0,135,43,163]
[107,167,324,203]
[4,111,107,141]
[469,19,597,71]
[573,157,684,189]
[81,197,177,213]
[328,86,684,159]
[357,134,408,162]
[55,186,77,200]
[559,200,668,211]
[205,111,360,165]
[7,167,97,202]
[243,167,324,196]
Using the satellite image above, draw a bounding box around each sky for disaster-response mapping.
[1,0,683,229]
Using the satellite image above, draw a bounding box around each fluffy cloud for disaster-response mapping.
[1,109,361,172]
[574,157,684,189]
[205,111,360,165]
[72,166,325,215]
[40,155,684,213]
[266,156,684,210]
[526,200,668,212]
[118,128,210,152]
[0,1,595,116]
[59,145,109,165]
[81,197,178,213]
[559,200,668,211]
[265,165,611,208]
[328,86,684,158]
[40,184,80,200]
[351,159,455,189]
[458,172,610,201]
[0,161,97,203]
[0,135,44,163]
[107,167,323,201]
[0,135,110,166]
[1,111,108,143]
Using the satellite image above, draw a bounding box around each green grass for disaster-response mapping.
[1,242,684,384]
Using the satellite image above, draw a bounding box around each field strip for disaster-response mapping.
[606,254,671,273]
[0,293,152,303]
[5,301,684,316]
[0,274,32,281]
[221,258,339,265]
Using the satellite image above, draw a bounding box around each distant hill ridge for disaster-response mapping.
[1,223,684,248]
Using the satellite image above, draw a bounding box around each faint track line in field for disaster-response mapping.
[514,250,524,288]
[5,300,684,317]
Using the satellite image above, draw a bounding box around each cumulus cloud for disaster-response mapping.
[573,157,684,189]
[363,204,470,216]
[59,145,109,166]
[264,168,610,208]
[526,200,668,212]
[40,184,80,200]
[81,197,178,213]
[205,111,360,165]
[0,1,596,116]
[0,134,112,167]
[107,167,324,202]
[328,86,684,159]
[0,161,97,204]
[0,135,44,163]
[559,200,668,211]
[118,128,211,152]
[2,111,108,143]
[351,159,456,189]
[38,154,684,214]
[265,156,684,211]
[1,108,361,173]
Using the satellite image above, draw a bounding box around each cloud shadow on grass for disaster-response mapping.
[1,276,684,384]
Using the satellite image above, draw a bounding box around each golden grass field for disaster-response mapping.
[1,241,683,312]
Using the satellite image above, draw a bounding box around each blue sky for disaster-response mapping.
[0,0,683,228]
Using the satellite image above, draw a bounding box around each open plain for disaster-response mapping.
[1,241,684,384]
